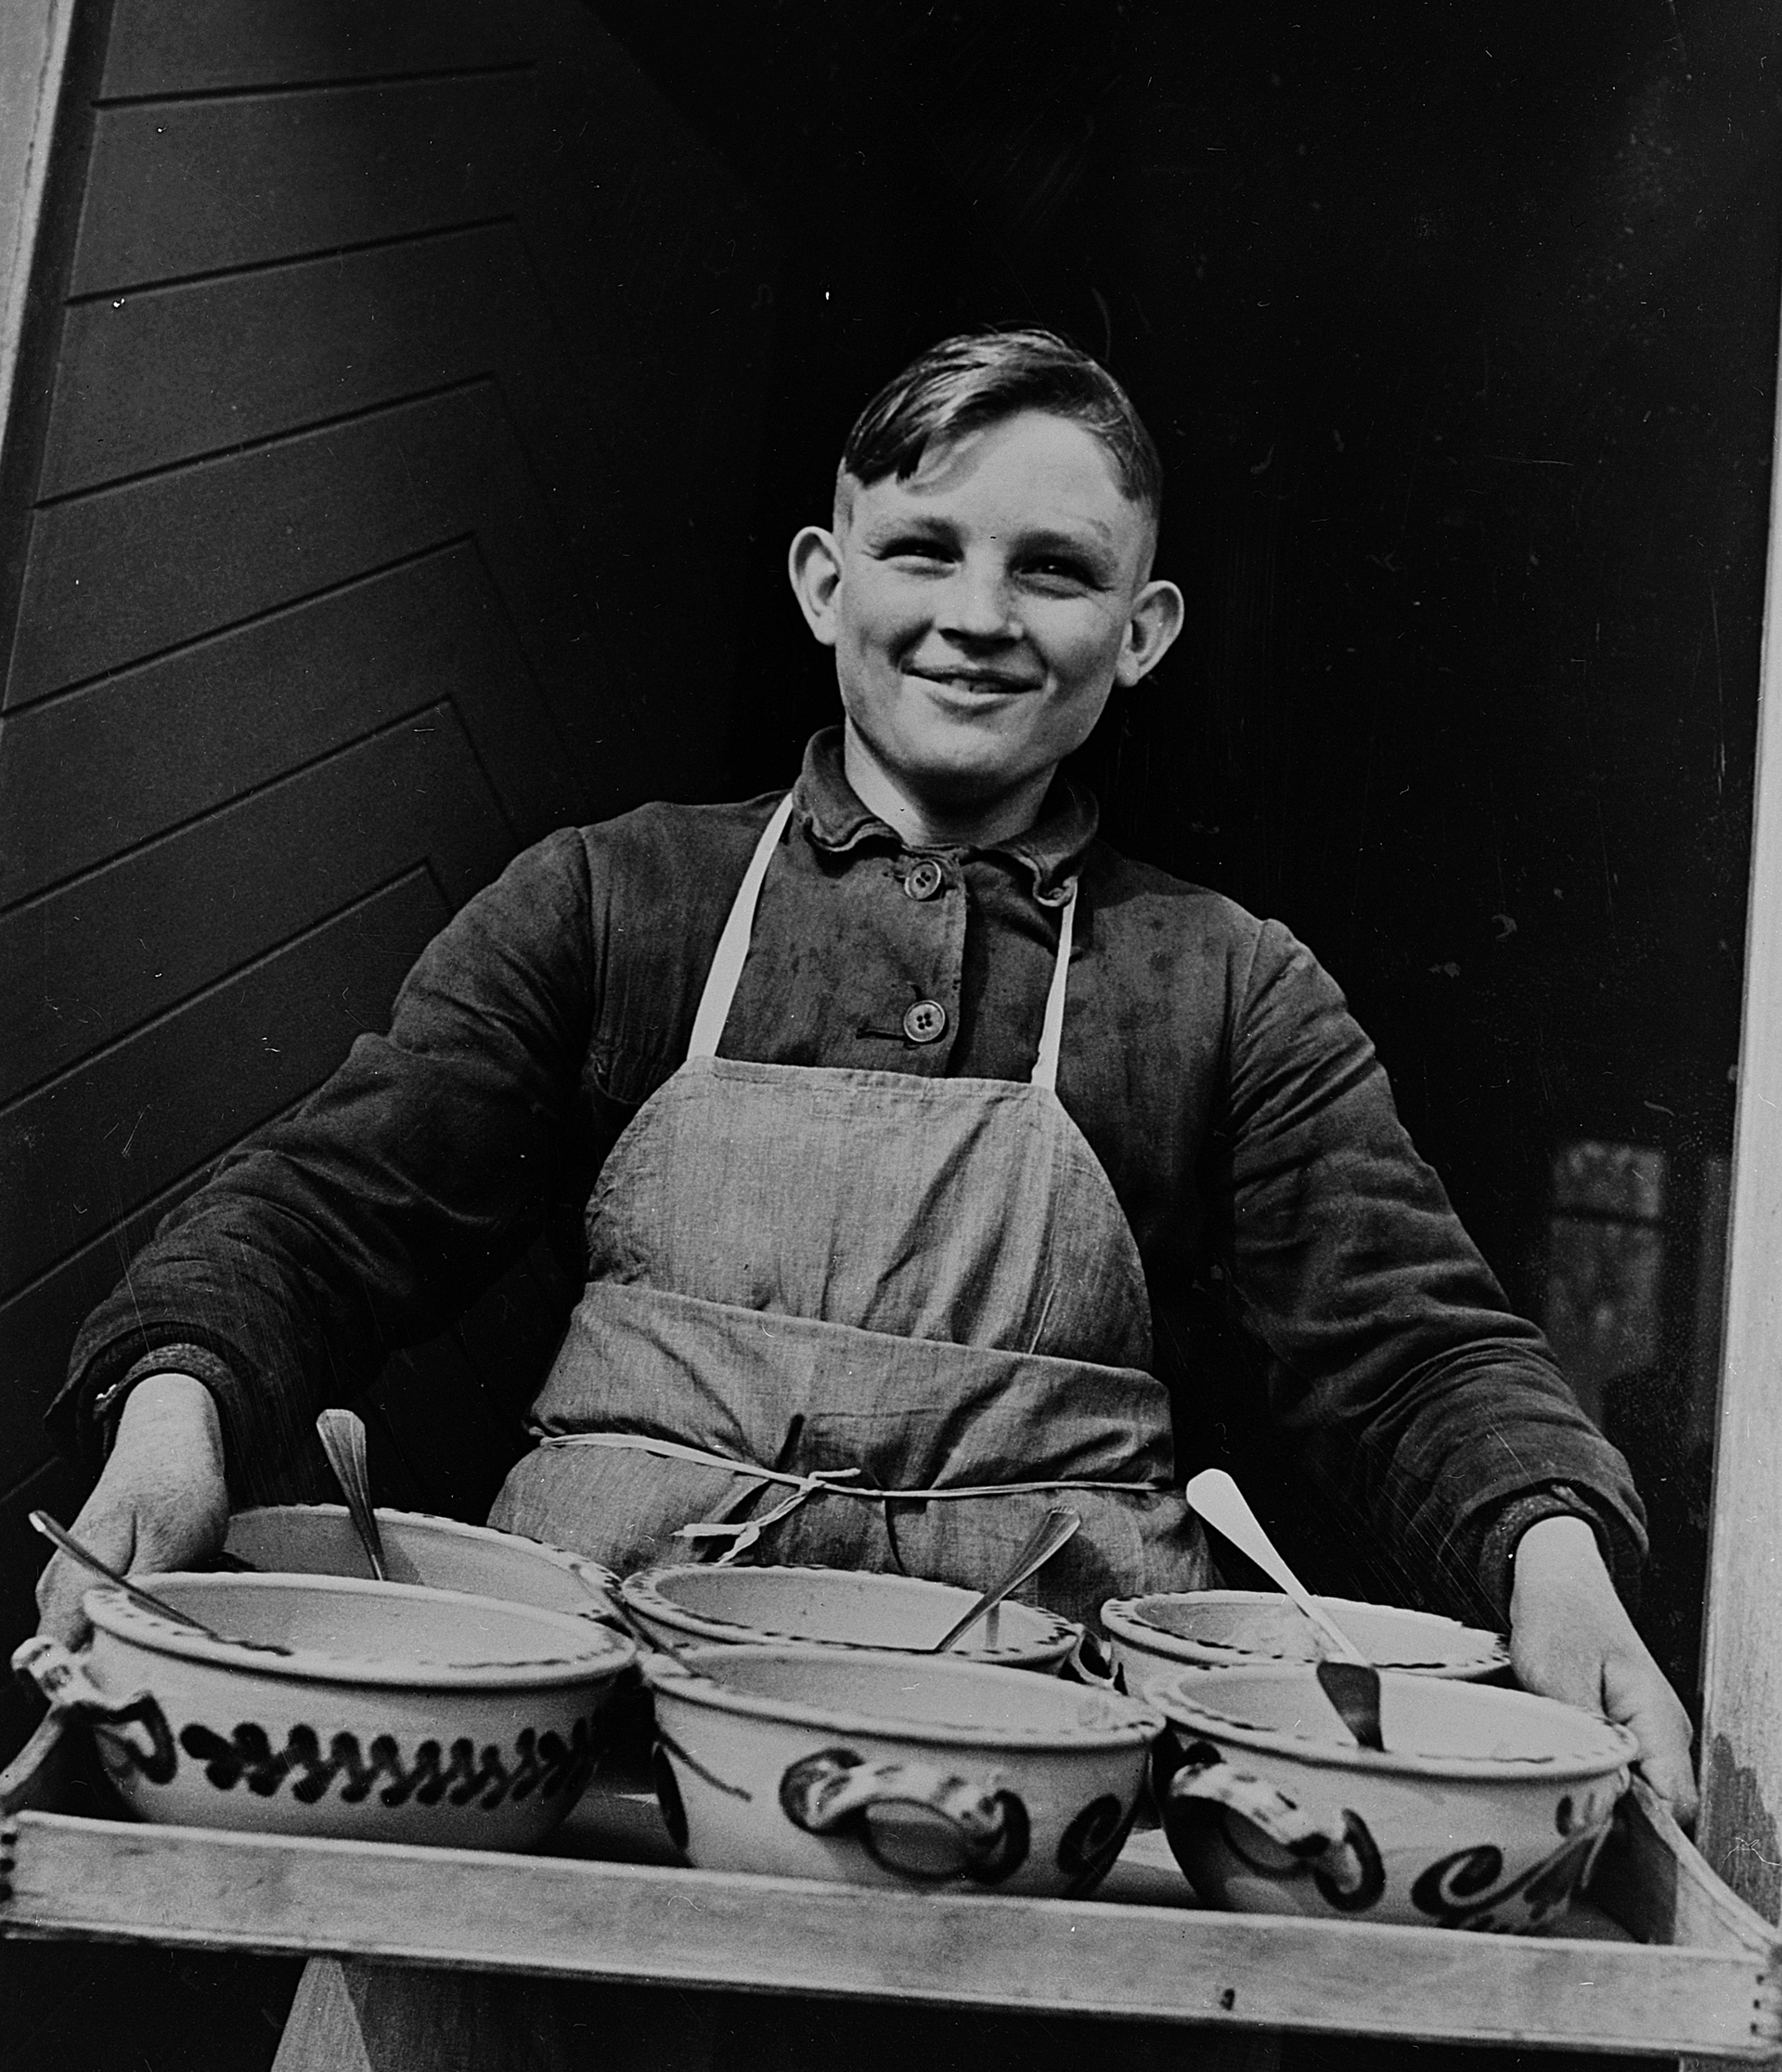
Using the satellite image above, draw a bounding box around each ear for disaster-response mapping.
[1115,578,1186,688]
[787,525,845,648]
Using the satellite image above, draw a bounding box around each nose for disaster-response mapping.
[936,560,1016,643]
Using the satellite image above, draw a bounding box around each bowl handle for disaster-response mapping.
[1164,1750,1380,1908]
[14,1634,113,1712]
[779,1747,1029,1884]
[11,1636,179,1784]
[1065,1628,1121,1687]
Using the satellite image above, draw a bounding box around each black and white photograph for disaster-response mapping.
[2,4,1780,2068]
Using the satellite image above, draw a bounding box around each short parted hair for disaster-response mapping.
[838,328,1164,528]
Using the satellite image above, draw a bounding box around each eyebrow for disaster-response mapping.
[863,514,1119,565]
[1017,524,1117,562]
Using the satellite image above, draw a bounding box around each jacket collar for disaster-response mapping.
[793,727,1098,901]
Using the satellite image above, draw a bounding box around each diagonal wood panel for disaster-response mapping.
[69,75,539,296]
[0,0,776,1664]
[42,224,558,498]
[98,0,537,97]
[0,708,517,1106]
[0,541,575,908]
[0,868,452,1291]
[7,383,590,711]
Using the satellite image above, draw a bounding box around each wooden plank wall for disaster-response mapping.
[0,0,775,1736]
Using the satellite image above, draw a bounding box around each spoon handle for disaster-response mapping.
[316,1408,390,1582]
[1182,1469,1371,1665]
[931,1507,1081,1652]
[29,1510,224,1637]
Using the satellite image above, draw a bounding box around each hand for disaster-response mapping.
[34,1373,230,1649]
[1508,1512,1698,1830]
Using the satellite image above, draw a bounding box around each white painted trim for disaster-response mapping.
[0,0,77,477]
[1698,262,1782,1921]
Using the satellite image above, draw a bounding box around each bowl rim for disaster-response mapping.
[225,1503,619,1593]
[1150,1661,1639,1779]
[1101,1590,1509,1672]
[643,1639,1162,1749]
[621,1561,1079,1664]
[84,1572,638,1691]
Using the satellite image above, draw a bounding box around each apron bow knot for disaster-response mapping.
[676,1464,864,1564]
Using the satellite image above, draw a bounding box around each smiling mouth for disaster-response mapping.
[905,667,1039,694]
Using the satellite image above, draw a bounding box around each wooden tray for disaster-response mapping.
[3,1714,1777,2061]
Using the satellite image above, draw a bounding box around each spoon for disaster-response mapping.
[1182,1468,1385,1753]
[928,1507,1081,1652]
[29,1510,228,1638]
[316,1407,391,1582]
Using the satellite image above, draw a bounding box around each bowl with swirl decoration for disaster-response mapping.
[642,1643,1162,1897]
[13,1572,636,1850]
[1148,1662,1637,1933]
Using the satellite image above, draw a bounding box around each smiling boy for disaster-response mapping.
[38,328,1695,1819]
[793,402,1183,843]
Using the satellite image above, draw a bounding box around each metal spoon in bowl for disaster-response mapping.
[316,1407,391,1582]
[29,1510,227,1638]
[928,1507,1082,1653]
[1182,1468,1385,1753]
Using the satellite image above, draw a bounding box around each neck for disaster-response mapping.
[842,724,1055,848]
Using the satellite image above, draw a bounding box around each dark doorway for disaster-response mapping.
[593,0,1782,1701]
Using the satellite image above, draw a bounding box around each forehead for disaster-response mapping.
[844,410,1149,556]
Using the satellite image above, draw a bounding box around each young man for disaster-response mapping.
[36,329,1695,1819]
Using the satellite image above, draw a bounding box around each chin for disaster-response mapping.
[900,738,1045,803]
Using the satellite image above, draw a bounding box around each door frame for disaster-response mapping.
[1698,265,1782,1919]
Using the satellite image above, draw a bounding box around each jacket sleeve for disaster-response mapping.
[1219,918,1646,1623]
[48,829,606,1496]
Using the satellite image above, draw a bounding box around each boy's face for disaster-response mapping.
[789,410,1182,824]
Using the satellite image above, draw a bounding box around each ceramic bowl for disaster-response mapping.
[620,1563,1079,1672]
[13,1572,637,1849]
[642,1643,1163,1897]
[1102,1590,1507,1698]
[225,1504,620,1621]
[1148,1662,1636,1933]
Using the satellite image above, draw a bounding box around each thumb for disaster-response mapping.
[32,1508,136,1650]
[1602,1649,1699,1830]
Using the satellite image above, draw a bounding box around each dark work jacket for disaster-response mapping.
[54,730,1644,1621]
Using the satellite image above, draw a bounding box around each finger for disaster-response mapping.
[1637,1752,1701,1833]
[1618,1700,1699,1831]
[34,1551,101,1649]
[32,1500,137,1646]
[1626,1710,1700,1832]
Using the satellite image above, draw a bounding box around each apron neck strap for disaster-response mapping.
[688,793,796,1059]
[687,791,1079,1083]
[1030,880,1078,1092]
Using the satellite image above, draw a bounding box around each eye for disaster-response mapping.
[876,534,954,566]
[1020,555,1099,590]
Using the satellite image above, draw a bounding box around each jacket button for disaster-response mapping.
[902,999,948,1043]
[904,858,945,900]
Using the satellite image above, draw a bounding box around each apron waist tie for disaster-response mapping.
[537,1431,1170,1565]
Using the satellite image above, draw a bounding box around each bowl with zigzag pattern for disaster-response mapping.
[66,1572,636,1847]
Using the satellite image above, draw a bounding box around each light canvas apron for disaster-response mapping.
[489,795,1211,1625]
